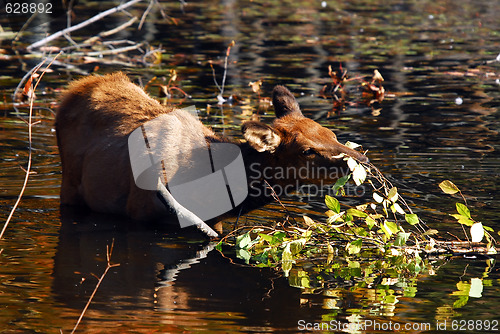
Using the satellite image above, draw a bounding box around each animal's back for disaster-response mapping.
[56,72,169,136]
[55,72,200,219]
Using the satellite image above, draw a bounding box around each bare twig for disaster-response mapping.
[210,41,235,104]
[61,39,137,53]
[0,53,61,240]
[83,16,138,44]
[139,0,155,29]
[13,11,38,42]
[27,0,143,51]
[69,43,144,56]
[70,240,120,334]
[263,180,297,225]
[220,41,235,96]
[364,161,428,234]
[209,61,222,93]
[101,16,138,37]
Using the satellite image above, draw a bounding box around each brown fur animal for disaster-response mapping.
[56,72,367,225]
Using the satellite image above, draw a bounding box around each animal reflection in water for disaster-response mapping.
[52,209,304,327]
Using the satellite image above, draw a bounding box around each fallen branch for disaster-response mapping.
[27,0,143,51]
[0,53,61,240]
[70,240,120,334]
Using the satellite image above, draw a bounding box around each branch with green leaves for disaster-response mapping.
[439,180,496,251]
[217,143,497,278]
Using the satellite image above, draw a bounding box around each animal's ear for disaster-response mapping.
[242,121,281,153]
[272,85,303,118]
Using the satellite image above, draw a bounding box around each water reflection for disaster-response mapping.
[52,206,499,332]
[53,207,309,331]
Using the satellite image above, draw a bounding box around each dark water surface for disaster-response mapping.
[1,0,500,332]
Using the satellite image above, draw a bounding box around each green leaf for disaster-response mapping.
[453,296,469,308]
[385,220,399,234]
[456,203,471,219]
[483,225,494,232]
[254,250,270,266]
[346,208,368,218]
[325,195,340,214]
[387,187,398,203]
[382,220,399,238]
[236,232,252,249]
[381,224,392,239]
[332,174,351,195]
[365,216,377,229]
[346,239,362,255]
[236,249,251,263]
[439,180,460,194]
[259,233,273,243]
[394,232,411,246]
[288,239,306,255]
[405,213,419,226]
[450,214,474,226]
[281,243,294,277]
[273,231,286,243]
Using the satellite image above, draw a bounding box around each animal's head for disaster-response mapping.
[242,85,368,185]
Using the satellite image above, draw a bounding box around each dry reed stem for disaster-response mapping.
[70,240,120,334]
[0,53,61,240]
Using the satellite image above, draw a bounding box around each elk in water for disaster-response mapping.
[56,72,368,235]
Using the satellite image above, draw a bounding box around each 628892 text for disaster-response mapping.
[6,2,53,14]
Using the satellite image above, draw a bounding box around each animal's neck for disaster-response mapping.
[206,135,280,211]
